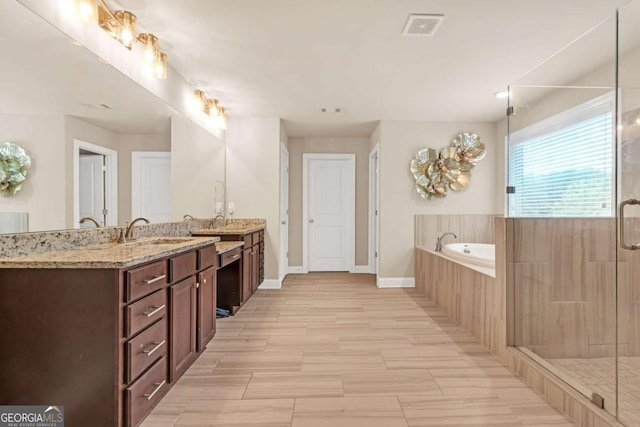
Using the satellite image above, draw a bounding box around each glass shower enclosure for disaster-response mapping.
[507,2,640,425]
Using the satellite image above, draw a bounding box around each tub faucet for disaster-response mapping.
[435,232,457,252]
[125,217,150,241]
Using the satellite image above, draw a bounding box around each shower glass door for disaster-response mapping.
[617,2,640,425]
[507,13,619,419]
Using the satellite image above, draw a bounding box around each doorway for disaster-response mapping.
[73,140,118,228]
[302,153,355,272]
[368,145,379,275]
[279,143,289,283]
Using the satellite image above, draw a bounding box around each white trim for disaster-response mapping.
[302,153,356,273]
[287,266,305,274]
[353,265,371,274]
[279,142,290,283]
[368,144,379,275]
[377,277,416,288]
[73,139,118,228]
[258,279,282,289]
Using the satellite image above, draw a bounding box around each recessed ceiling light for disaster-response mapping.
[494,90,509,99]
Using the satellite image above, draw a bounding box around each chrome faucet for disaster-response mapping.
[435,232,457,252]
[79,216,101,228]
[212,215,225,229]
[125,217,150,241]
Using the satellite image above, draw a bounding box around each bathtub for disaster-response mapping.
[441,243,495,268]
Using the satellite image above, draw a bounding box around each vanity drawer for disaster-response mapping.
[221,247,242,267]
[198,244,219,270]
[170,251,197,282]
[126,318,167,384]
[125,356,168,427]
[126,260,168,303]
[125,290,167,338]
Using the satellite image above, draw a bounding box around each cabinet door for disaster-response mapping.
[242,248,252,304]
[251,244,260,293]
[197,266,217,352]
[170,276,197,383]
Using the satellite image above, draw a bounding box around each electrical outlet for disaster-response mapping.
[228,202,234,214]
[215,202,223,214]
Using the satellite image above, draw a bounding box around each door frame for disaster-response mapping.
[368,144,379,275]
[279,142,290,284]
[131,151,171,219]
[302,153,356,273]
[73,139,118,228]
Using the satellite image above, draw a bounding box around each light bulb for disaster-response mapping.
[77,0,93,21]
[141,34,158,64]
[115,11,136,49]
[154,51,167,79]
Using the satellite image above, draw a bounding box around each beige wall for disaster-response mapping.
[378,121,500,280]
[0,114,66,232]
[226,117,281,282]
[287,136,370,268]
[170,115,225,220]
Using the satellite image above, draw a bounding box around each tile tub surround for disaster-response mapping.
[415,214,497,250]
[415,217,625,427]
[0,236,220,268]
[0,218,263,259]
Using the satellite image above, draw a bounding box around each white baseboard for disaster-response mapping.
[287,266,305,274]
[352,265,371,274]
[377,277,415,288]
[258,279,282,289]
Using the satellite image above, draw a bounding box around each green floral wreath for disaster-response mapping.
[0,142,32,196]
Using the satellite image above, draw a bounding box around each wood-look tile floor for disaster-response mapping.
[549,356,640,426]
[141,273,574,427]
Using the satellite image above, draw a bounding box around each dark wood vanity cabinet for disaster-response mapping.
[0,242,219,427]
[216,230,264,303]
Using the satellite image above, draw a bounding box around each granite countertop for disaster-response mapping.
[215,241,244,254]
[0,236,221,269]
[192,219,266,236]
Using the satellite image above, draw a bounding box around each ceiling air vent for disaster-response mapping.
[402,14,444,36]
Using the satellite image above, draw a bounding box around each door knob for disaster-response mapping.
[309,219,314,223]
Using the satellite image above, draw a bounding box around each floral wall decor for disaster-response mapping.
[0,142,32,196]
[410,133,486,199]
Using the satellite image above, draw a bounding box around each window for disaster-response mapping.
[507,93,614,217]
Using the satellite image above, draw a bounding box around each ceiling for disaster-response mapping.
[1,0,631,137]
[110,0,628,136]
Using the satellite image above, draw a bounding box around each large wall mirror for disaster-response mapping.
[0,1,225,234]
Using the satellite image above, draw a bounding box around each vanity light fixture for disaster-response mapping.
[193,90,228,130]
[154,51,168,79]
[217,107,228,130]
[138,33,158,64]
[75,0,96,22]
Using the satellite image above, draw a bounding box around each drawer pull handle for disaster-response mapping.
[144,274,166,285]
[231,254,240,260]
[143,340,166,357]
[143,380,166,401]
[143,305,166,318]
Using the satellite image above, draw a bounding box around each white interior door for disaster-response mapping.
[79,154,105,227]
[131,152,171,223]
[280,143,289,281]
[305,154,355,272]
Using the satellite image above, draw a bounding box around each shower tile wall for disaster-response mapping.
[414,214,497,250]
[511,217,640,359]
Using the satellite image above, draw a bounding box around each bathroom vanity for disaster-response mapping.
[0,237,221,427]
